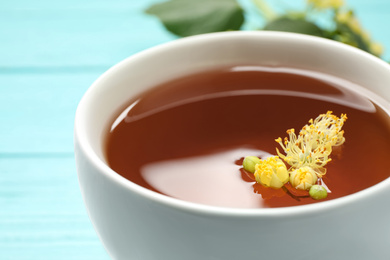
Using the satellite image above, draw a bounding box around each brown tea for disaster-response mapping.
[104,66,390,208]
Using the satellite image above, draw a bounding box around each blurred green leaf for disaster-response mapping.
[263,17,325,37]
[336,23,371,53]
[145,0,245,37]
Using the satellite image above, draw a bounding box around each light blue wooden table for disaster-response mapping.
[1,0,389,259]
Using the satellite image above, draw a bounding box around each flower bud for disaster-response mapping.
[242,156,261,173]
[309,185,328,200]
[254,156,289,189]
[290,166,318,190]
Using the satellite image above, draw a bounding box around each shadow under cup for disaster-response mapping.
[74,31,390,260]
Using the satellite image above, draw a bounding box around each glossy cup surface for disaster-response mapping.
[74,31,390,260]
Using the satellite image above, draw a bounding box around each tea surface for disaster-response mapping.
[105,66,390,208]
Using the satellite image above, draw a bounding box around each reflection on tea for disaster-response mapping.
[105,66,390,208]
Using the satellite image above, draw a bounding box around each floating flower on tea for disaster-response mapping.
[275,130,330,177]
[290,166,318,190]
[309,185,328,200]
[276,111,347,177]
[242,111,347,199]
[242,156,261,173]
[254,156,289,189]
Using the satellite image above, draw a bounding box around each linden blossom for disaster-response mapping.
[254,156,289,189]
[243,111,347,199]
[276,111,347,178]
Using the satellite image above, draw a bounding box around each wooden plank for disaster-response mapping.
[0,72,101,153]
[0,0,175,68]
[0,156,109,259]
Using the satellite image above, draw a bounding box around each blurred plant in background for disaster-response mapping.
[146,0,383,58]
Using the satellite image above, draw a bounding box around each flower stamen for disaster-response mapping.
[276,111,347,180]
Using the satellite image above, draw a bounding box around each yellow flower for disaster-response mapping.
[303,111,347,147]
[254,156,289,189]
[307,0,344,10]
[370,42,384,57]
[336,10,362,34]
[290,166,318,190]
[335,10,384,57]
[276,111,347,177]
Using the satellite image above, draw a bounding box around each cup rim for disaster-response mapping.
[75,30,390,217]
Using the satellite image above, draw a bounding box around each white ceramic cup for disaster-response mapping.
[74,31,390,260]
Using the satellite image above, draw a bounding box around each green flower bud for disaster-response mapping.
[309,185,328,200]
[242,156,261,173]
